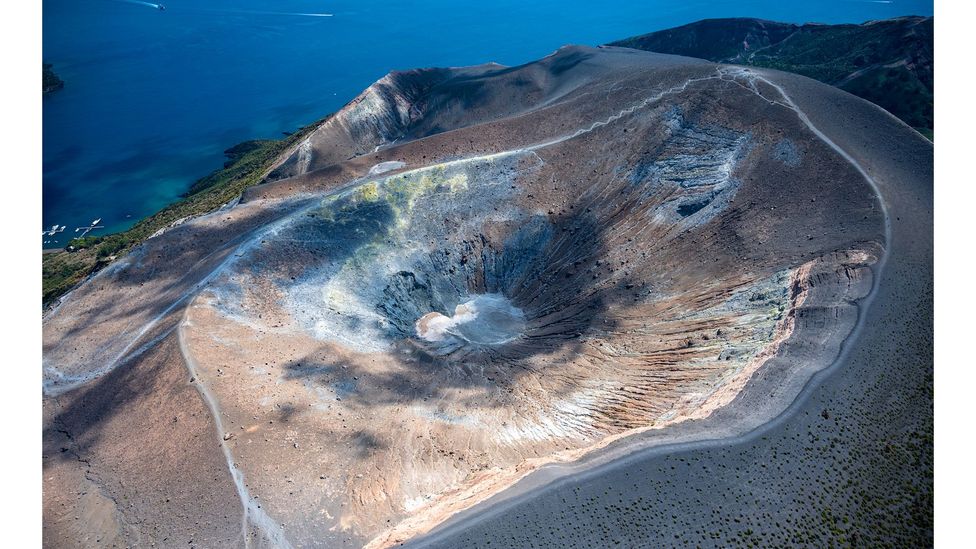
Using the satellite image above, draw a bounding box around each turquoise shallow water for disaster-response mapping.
[42,0,932,243]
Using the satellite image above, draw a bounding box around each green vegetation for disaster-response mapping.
[841,64,933,138]
[609,17,933,138]
[42,116,327,307]
[42,252,93,306]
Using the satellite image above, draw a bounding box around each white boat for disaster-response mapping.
[92,218,102,226]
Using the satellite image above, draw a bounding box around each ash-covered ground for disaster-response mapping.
[43,46,929,549]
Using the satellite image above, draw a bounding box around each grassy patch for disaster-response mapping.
[42,252,96,305]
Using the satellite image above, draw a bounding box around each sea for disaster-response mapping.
[42,0,933,244]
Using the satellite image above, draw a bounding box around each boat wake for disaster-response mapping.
[109,0,163,10]
[107,0,333,18]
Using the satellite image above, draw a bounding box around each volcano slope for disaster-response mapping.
[42,45,923,548]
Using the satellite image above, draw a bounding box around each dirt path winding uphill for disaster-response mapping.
[43,329,243,547]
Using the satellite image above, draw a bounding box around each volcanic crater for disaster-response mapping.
[44,46,889,548]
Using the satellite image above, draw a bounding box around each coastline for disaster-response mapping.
[41,117,330,307]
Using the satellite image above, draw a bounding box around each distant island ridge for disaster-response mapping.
[43,63,64,95]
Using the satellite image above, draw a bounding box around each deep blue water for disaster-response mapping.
[42,0,932,244]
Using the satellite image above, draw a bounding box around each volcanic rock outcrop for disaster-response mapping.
[44,46,891,548]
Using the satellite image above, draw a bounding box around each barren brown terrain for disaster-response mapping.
[43,46,901,548]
